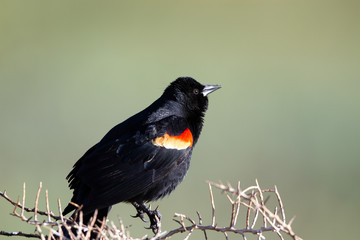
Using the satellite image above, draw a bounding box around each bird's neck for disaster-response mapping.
[187,111,205,146]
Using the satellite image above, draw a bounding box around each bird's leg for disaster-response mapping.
[131,202,148,222]
[131,202,162,234]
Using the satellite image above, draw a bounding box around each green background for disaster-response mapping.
[1,1,359,239]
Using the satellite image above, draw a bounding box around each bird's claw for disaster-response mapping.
[132,202,162,234]
[131,211,148,222]
[144,208,161,234]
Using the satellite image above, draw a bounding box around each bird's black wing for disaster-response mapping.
[66,115,193,215]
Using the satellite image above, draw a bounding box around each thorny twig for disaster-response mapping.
[160,180,302,240]
[0,180,302,240]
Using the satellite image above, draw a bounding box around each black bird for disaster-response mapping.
[63,77,220,233]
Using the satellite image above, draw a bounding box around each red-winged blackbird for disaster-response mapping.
[63,77,220,233]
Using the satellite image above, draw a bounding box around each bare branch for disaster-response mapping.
[34,182,42,222]
[0,180,302,240]
[208,183,216,227]
[0,231,41,239]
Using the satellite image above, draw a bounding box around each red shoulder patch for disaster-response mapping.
[152,128,193,150]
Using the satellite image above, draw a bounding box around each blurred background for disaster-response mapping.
[0,0,359,239]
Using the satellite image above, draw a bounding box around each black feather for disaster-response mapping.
[63,77,220,232]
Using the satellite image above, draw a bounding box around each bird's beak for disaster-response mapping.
[202,84,221,97]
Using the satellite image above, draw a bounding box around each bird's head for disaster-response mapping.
[164,77,221,115]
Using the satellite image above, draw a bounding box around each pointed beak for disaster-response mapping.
[202,84,221,97]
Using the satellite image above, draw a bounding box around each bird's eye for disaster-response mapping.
[193,88,199,95]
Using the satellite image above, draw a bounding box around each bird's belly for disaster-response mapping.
[141,154,191,202]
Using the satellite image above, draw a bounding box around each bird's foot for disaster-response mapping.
[145,206,161,234]
[131,202,162,234]
[131,208,148,222]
